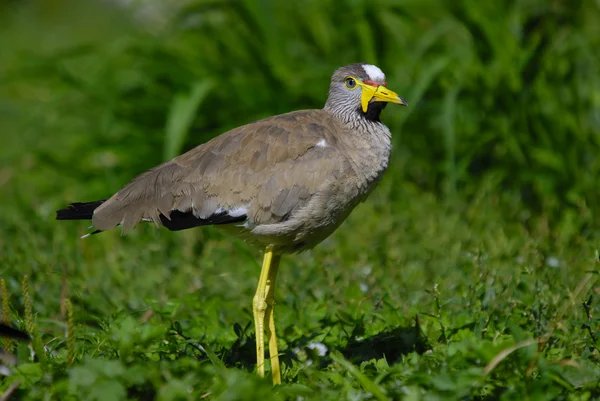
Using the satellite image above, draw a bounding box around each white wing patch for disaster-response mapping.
[215,205,248,217]
[315,139,327,148]
[228,206,248,217]
[362,64,386,82]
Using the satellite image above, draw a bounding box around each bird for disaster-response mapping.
[56,63,407,384]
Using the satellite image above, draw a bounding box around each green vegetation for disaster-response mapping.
[1,0,599,399]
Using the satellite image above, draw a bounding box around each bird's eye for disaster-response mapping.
[344,77,357,89]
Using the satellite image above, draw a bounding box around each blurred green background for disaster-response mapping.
[1,0,600,399]
[2,0,599,223]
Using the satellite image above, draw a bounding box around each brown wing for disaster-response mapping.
[91,109,346,232]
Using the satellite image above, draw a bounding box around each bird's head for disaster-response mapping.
[325,63,407,121]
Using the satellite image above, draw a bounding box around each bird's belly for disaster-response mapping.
[238,174,382,253]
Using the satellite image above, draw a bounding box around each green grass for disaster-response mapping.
[2,186,600,400]
[1,0,600,399]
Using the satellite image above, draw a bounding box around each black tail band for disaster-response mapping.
[56,200,106,221]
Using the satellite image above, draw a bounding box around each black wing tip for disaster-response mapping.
[56,200,106,221]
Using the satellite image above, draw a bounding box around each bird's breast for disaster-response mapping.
[340,122,392,192]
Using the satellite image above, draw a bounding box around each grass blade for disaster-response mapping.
[163,80,213,160]
[330,351,389,401]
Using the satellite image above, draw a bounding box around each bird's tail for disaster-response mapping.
[56,200,106,220]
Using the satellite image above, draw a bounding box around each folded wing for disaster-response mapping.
[90,110,345,233]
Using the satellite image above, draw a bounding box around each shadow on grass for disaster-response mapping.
[338,317,428,364]
[221,321,257,370]
[219,316,429,371]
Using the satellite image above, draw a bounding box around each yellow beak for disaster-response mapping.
[360,83,407,113]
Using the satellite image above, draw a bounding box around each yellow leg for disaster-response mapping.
[266,255,281,384]
[252,245,282,385]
